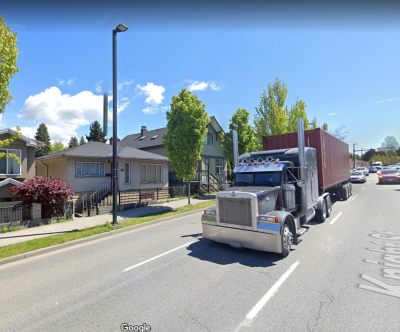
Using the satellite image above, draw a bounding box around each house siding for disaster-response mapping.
[0,135,36,181]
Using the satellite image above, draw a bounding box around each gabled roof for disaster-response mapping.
[121,116,224,150]
[0,128,46,149]
[0,178,24,188]
[120,127,167,150]
[35,141,168,162]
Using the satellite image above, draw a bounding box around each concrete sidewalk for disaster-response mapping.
[0,197,214,248]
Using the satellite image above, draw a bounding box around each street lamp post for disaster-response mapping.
[112,23,128,226]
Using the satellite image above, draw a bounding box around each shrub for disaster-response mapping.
[11,176,74,218]
[2,227,8,233]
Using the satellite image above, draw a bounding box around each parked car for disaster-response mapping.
[350,171,366,183]
[356,167,369,176]
[368,166,377,173]
[378,169,400,184]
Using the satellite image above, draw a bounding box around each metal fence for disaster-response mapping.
[0,205,31,223]
[117,187,187,205]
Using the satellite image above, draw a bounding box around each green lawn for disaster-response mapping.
[0,199,216,260]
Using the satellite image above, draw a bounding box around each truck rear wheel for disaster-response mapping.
[280,222,293,257]
[341,184,349,201]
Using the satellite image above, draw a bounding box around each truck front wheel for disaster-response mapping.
[315,200,327,222]
[280,222,293,257]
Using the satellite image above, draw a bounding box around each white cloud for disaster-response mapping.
[94,80,103,93]
[376,98,398,104]
[137,83,165,105]
[210,81,222,91]
[141,105,170,115]
[67,78,76,85]
[328,113,337,116]
[118,79,135,91]
[0,114,4,127]
[183,79,222,92]
[56,78,64,85]
[17,87,104,145]
[188,81,208,91]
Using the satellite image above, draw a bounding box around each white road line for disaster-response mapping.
[352,194,358,201]
[330,212,343,225]
[244,261,300,325]
[362,187,366,190]
[123,241,196,272]
[365,260,378,264]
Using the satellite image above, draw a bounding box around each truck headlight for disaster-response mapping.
[204,209,216,215]
[259,216,279,223]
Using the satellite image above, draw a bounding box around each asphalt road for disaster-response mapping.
[0,173,399,332]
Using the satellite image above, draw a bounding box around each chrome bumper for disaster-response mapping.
[202,223,282,253]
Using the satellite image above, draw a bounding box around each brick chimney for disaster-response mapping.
[141,126,147,136]
[109,137,120,148]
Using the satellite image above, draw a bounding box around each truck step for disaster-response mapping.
[296,227,308,237]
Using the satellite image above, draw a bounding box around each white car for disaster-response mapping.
[350,171,366,183]
[356,167,369,176]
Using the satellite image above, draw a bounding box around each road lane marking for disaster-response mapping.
[362,187,366,190]
[330,212,343,225]
[123,241,196,272]
[352,194,358,200]
[234,261,300,331]
[365,260,378,264]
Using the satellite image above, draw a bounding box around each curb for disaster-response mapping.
[0,207,207,267]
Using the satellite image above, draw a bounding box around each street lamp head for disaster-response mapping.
[115,23,128,32]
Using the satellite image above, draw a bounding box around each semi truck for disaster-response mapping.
[201,118,351,257]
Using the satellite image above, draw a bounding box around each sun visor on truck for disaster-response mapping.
[233,163,285,173]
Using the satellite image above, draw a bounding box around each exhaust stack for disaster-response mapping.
[233,130,239,168]
[297,118,308,220]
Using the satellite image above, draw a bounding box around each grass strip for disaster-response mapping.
[0,199,215,260]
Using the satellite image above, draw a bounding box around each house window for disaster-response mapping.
[125,163,130,184]
[0,149,21,175]
[76,162,105,176]
[141,164,162,183]
[203,132,215,145]
[216,159,223,175]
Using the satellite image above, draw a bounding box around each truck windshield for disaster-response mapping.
[234,172,281,186]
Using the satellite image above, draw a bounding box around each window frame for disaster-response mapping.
[76,162,106,177]
[215,159,223,175]
[124,162,131,184]
[140,163,163,184]
[0,149,22,176]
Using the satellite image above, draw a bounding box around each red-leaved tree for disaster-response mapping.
[11,176,74,218]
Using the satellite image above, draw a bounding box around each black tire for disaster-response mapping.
[280,222,293,257]
[325,195,332,218]
[341,185,348,201]
[315,199,327,222]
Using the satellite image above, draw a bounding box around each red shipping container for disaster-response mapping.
[263,129,350,192]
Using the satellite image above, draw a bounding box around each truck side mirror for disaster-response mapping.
[297,181,305,187]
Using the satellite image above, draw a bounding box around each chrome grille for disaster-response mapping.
[218,196,252,227]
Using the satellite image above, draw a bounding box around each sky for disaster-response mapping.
[1,0,400,153]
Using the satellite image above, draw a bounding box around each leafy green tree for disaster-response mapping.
[52,141,67,152]
[86,121,106,143]
[221,108,256,172]
[0,16,19,113]
[80,136,86,145]
[163,88,209,204]
[35,123,52,157]
[254,78,310,150]
[310,116,318,129]
[68,137,79,148]
[321,123,329,131]
[287,99,310,133]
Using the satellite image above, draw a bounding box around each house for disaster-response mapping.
[0,128,45,206]
[35,140,169,214]
[120,116,227,193]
